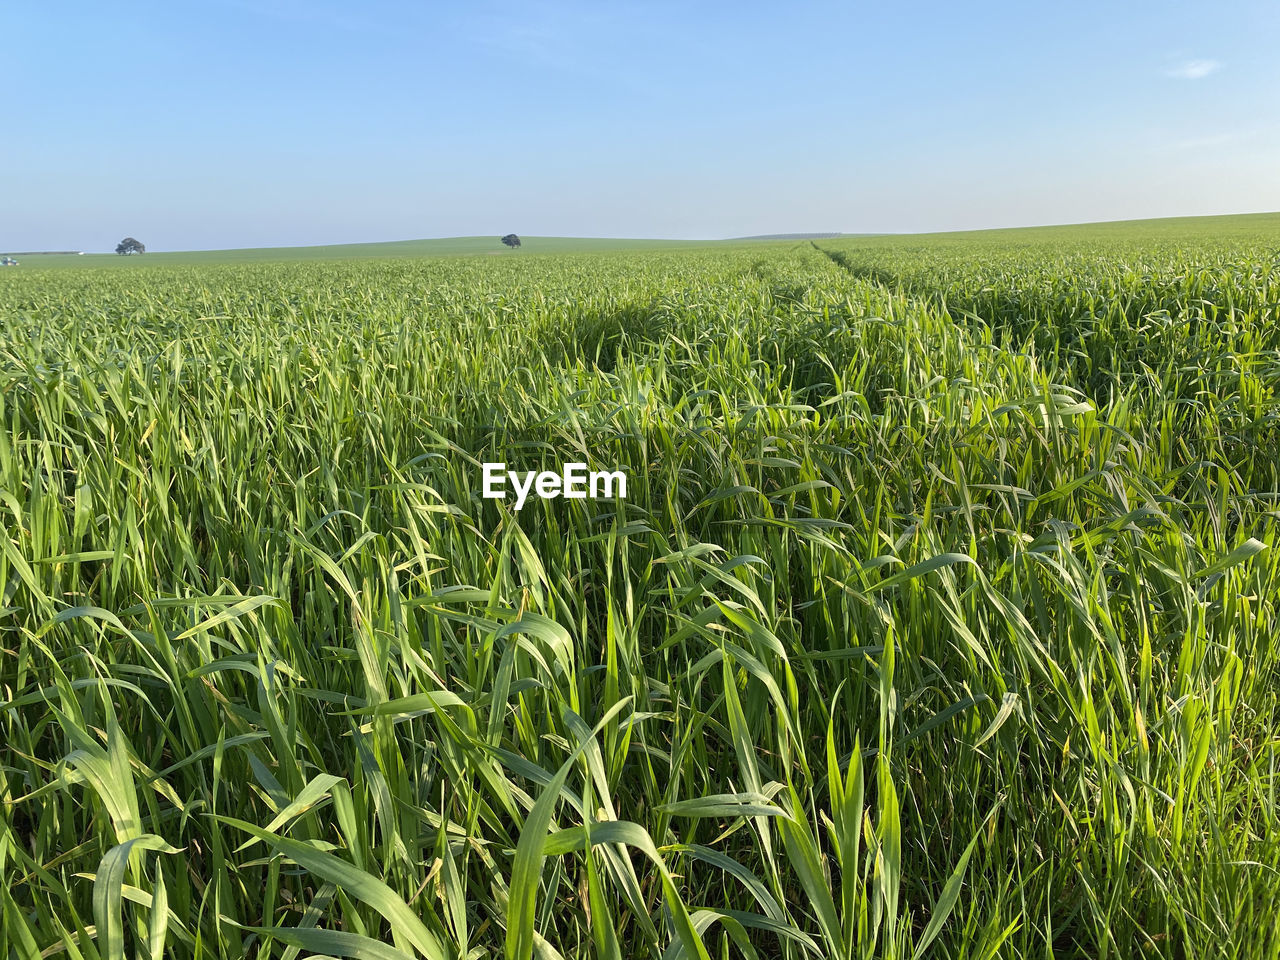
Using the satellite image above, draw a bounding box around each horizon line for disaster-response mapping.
[5,209,1279,257]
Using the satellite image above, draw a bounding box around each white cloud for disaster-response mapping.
[1167,59,1222,80]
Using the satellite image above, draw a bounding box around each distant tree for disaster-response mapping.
[501,234,521,249]
[115,237,146,255]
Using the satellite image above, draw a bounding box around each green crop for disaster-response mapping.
[1,222,1278,959]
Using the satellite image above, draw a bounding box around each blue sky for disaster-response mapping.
[3,1,1277,250]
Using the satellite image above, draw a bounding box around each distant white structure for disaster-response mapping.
[0,257,18,266]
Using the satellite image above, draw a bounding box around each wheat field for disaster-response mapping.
[2,221,1279,959]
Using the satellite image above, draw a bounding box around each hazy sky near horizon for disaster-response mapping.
[4,1,1278,251]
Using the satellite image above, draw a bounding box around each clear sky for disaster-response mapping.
[4,1,1278,251]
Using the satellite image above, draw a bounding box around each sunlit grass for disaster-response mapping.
[1,234,1278,958]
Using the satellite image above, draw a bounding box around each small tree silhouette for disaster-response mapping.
[501,234,521,249]
[115,237,146,255]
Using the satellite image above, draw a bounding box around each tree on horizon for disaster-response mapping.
[501,234,521,249]
[115,237,146,255]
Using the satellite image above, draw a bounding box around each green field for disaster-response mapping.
[2,214,1279,959]
[0,236,724,269]
[8,212,1278,269]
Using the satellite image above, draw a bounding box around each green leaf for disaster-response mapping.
[237,925,417,960]
[1192,538,1267,581]
[868,552,976,593]
[173,594,278,641]
[912,805,1000,959]
[659,792,792,820]
[505,698,634,960]
[92,835,181,960]
[219,817,447,960]
[973,692,1021,749]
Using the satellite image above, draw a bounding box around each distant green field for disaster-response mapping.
[0,235,725,268]
[867,210,1280,244]
[6,211,1277,269]
[1,212,1279,959]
